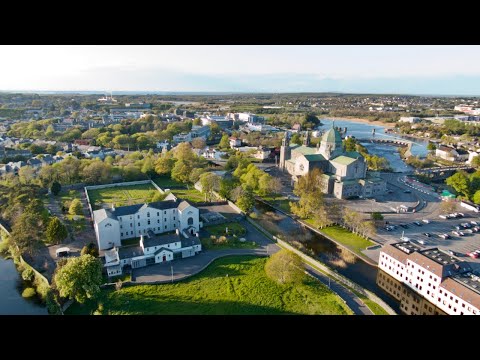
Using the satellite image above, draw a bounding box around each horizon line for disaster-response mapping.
[1,90,479,97]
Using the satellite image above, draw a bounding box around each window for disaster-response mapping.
[157,212,159,216]
[120,225,123,229]
[158,227,160,230]
[147,212,150,217]
[173,217,175,220]
[138,215,140,219]
[455,299,458,303]
[148,220,150,225]
[165,225,167,229]
[130,223,133,228]
[174,224,176,228]
[462,303,465,308]
[157,219,160,223]
[138,222,140,226]
[164,218,167,222]
[450,296,453,300]
[131,231,133,235]
[121,232,123,236]
[164,211,166,214]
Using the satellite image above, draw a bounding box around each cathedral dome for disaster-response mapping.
[322,127,342,145]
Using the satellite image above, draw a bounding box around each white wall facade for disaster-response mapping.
[179,205,199,235]
[95,218,121,250]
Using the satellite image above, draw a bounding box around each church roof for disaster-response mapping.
[303,154,325,162]
[343,151,362,159]
[322,127,342,144]
[290,145,317,155]
[330,155,357,166]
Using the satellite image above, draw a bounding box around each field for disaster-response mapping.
[201,222,256,250]
[87,184,160,210]
[152,176,184,189]
[169,188,205,203]
[318,225,375,256]
[66,256,352,315]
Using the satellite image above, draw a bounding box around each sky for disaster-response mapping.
[1,45,480,95]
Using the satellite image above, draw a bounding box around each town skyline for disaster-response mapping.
[2,45,480,95]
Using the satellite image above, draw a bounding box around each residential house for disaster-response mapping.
[436,145,469,162]
[229,137,242,148]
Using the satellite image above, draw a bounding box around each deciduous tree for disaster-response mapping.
[265,249,304,285]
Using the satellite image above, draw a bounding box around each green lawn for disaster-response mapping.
[153,176,184,189]
[317,225,375,256]
[204,222,246,237]
[65,214,86,234]
[170,188,205,203]
[261,195,293,213]
[201,222,255,250]
[362,298,390,315]
[66,256,352,315]
[87,184,160,210]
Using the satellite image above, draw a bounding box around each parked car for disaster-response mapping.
[471,221,478,226]
[403,190,411,193]
[448,250,456,256]
[413,221,422,226]
[439,215,448,219]
[464,229,473,234]
[400,236,411,242]
[452,231,461,236]
[422,219,431,224]
[468,252,479,259]
[400,224,409,229]
[424,232,432,237]
[439,233,451,239]
[417,239,426,245]
[474,226,480,232]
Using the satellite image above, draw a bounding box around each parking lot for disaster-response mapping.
[378,211,480,268]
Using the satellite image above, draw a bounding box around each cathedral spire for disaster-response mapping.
[332,120,335,129]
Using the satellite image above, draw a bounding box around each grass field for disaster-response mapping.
[318,225,375,256]
[88,184,160,210]
[153,176,184,189]
[170,188,205,203]
[201,223,255,250]
[66,256,352,315]
[261,195,294,213]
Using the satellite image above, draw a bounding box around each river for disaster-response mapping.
[319,119,428,173]
[254,201,401,312]
[0,257,47,315]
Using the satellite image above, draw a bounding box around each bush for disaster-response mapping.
[21,268,35,282]
[80,246,89,256]
[46,290,62,315]
[249,213,258,219]
[217,236,228,244]
[22,287,36,298]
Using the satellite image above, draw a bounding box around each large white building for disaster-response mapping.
[93,198,200,251]
[379,242,480,315]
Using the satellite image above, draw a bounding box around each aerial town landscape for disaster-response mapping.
[1,45,480,316]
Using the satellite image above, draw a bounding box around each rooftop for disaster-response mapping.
[330,155,357,166]
[450,272,480,296]
[392,241,423,255]
[290,145,317,155]
[118,245,144,260]
[142,231,180,249]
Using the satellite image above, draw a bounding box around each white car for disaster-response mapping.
[422,219,431,224]
[417,239,426,245]
[401,236,411,242]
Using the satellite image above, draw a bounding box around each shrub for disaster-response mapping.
[80,246,89,256]
[22,287,36,298]
[217,236,228,244]
[249,213,258,219]
[46,290,62,315]
[21,267,35,282]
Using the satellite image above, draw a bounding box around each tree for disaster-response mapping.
[193,118,202,126]
[236,189,255,213]
[446,171,471,199]
[54,254,103,304]
[140,157,155,178]
[290,133,302,145]
[171,142,205,184]
[265,249,304,285]
[471,155,480,169]
[290,168,324,219]
[269,177,283,199]
[69,198,83,215]
[219,178,237,200]
[343,137,357,152]
[46,217,68,244]
[11,210,44,256]
[440,199,458,214]
[81,243,98,257]
[427,142,437,152]
[218,133,230,149]
[51,181,61,195]
[473,190,480,204]
[188,167,205,184]
[82,161,112,185]
[199,172,220,202]
[155,151,176,176]
[18,166,36,185]
[191,137,206,149]
[371,212,384,221]
[258,173,274,196]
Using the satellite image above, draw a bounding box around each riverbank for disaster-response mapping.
[323,116,396,128]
